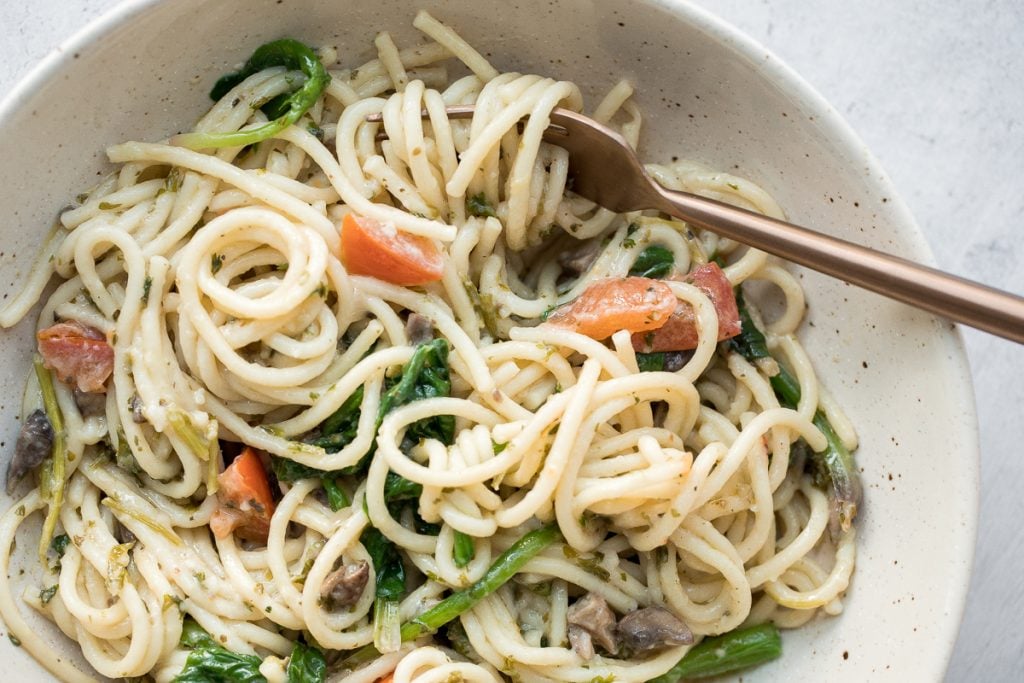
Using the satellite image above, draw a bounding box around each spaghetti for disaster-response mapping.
[0,11,858,683]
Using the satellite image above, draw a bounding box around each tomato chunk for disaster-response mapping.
[631,263,741,352]
[37,321,114,393]
[340,213,444,286]
[211,447,275,543]
[546,277,677,340]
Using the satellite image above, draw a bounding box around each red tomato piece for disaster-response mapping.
[340,213,444,286]
[631,262,741,353]
[211,447,275,543]
[37,320,114,393]
[546,277,677,340]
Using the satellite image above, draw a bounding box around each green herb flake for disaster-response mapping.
[211,253,223,274]
[306,123,325,141]
[39,585,58,605]
[50,534,70,557]
[165,168,183,192]
[467,193,498,218]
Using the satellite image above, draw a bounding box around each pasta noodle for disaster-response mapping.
[0,11,857,683]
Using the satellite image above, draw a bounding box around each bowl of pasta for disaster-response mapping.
[0,0,977,681]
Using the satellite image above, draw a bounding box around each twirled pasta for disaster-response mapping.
[0,11,857,683]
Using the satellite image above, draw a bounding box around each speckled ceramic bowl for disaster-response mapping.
[0,0,978,680]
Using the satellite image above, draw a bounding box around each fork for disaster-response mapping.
[370,105,1024,343]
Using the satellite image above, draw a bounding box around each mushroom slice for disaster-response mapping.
[321,560,370,610]
[617,606,693,652]
[405,313,435,345]
[568,624,596,661]
[567,592,619,656]
[6,409,54,494]
[73,389,106,418]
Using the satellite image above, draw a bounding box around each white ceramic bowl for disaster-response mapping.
[0,0,978,680]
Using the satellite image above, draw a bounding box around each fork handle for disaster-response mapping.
[653,185,1024,344]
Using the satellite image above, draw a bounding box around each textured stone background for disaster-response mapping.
[2,1,1021,679]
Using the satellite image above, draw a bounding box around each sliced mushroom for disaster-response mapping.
[129,394,147,424]
[662,350,694,373]
[114,521,137,545]
[405,313,435,345]
[617,606,693,652]
[6,409,54,494]
[558,240,601,277]
[568,624,595,661]
[73,388,106,418]
[320,560,370,610]
[567,592,618,657]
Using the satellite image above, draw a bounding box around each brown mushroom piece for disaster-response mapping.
[114,521,137,545]
[405,313,435,345]
[6,409,54,494]
[568,625,595,661]
[129,394,147,424]
[320,560,370,610]
[557,240,601,277]
[617,606,693,653]
[567,592,619,659]
[73,388,106,418]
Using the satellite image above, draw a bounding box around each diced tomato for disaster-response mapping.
[340,213,444,286]
[375,676,394,683]
[37,321,114,393]
[546,277,677,340]
[210,447,275,543]
[631,263,741,353]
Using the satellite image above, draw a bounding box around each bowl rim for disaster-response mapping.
[0,0,980,678]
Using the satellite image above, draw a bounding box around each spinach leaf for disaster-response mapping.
[361,527,405,601]
[286,642,326,683]
[384,470,422,502]
[271,340,454,508]
[628,245,674,279]
[727,291,772,362]
[318,385,364,441]
[270,457,329,483]
[636,352,668,372]
[378,338,454,447]
[178,39,330,149]
[361,526,405,651]
[179,618,219,650]
[174,618,266,683]
[270,457,349,511]
[337,338,455,473]
[321,478,350,510]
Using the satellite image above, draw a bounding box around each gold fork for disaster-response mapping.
[368,105,1024,343]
